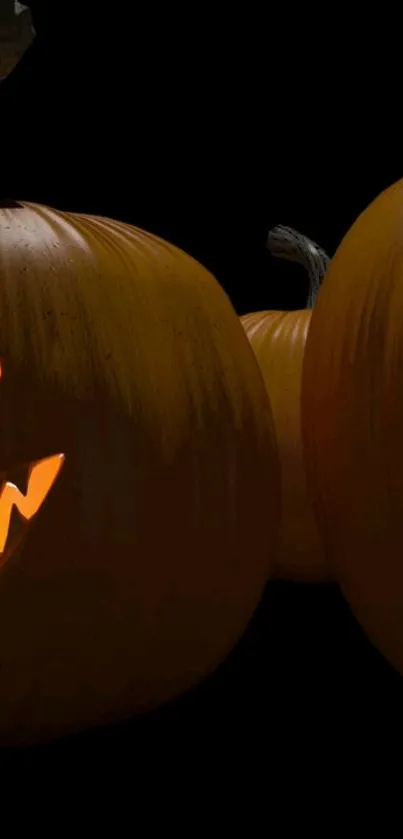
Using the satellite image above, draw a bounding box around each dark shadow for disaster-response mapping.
[0,1,271,299]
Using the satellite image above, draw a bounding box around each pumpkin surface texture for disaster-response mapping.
[301,178,403,674]
[0,200,279,746]
[241,226,330,581]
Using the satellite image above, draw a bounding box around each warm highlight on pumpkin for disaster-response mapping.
[301,178,403,674]
[0,200,280,746]
[241,226,329,581]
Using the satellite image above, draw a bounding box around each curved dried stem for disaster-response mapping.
[267,225,330,308]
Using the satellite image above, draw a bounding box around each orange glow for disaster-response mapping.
[0,453,65,554]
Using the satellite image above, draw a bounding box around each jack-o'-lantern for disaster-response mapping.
[0,200,279,746]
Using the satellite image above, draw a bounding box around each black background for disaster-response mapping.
[0,1,402,786]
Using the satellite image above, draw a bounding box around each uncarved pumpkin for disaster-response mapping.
[301,178,403,675]
[241,225,330,581]
[0,200,279,746]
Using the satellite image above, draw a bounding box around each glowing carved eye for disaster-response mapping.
[0,454,65,558]
[0,358,65,564]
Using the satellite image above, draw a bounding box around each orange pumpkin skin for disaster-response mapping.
[240,226,330,581]
[301,178,403,674]
[241,308,326,581]
[0,201,279,746]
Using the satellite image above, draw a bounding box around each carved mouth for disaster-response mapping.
[0,453,65,568]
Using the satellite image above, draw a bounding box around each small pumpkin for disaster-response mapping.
[241,226,330,581]
[301,178,403,676]
[0,200,280,746]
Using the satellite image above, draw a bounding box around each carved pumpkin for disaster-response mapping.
[241,226,329,581]
[0,200,279,746]
[301,178,403,675]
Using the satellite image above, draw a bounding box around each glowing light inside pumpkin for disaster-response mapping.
[0,359,65,559]
[0,453,65,555]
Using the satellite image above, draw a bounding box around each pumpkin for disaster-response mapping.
[0,200,279,746]
[241,225,330,581]
[301,178,403,675]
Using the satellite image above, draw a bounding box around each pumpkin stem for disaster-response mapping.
[266,225,330,308]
